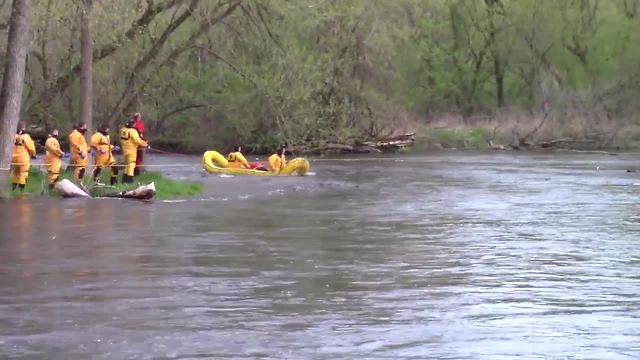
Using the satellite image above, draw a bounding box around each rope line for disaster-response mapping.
[3,155,396,171]
[3,158,385,168]
[5,162,198,167]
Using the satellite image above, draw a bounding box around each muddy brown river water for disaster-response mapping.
[1,151,639,359]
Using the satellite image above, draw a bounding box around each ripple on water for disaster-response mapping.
[0,152,639,359]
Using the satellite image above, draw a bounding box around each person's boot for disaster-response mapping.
[11,183,17,191]
[122,175,132,184]
[92,168,104,185]
[18,184,25,191]
[48,183,55,191]
[134,167,140,176]
[110,175,118,186]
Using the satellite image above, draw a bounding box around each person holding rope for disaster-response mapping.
[68,122,89,182]
[44,128,64,190]
[90,124,120,186]
[11,122,36,191]
[119,118,148,184]
[131,112,146,176]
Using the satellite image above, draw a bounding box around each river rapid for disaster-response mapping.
[1,151,639,359]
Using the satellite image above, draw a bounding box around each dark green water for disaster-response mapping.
[1,152,639,359]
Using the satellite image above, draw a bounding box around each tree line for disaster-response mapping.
[1,0,640,158]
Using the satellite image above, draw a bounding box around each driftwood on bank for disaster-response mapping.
[490,127,617,155]
[361,133,416,150]
[293,133,415,154]
[488,101,616,154]
[102,182,156,200]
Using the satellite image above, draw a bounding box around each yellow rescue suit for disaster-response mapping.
[91,132,116,167]
[268,153,287,173]
[44,135,64,185]
[68,129,88,179]
[119,127,147,177]
[227,151,250,169]
[11,133,36,185]
[91,131,118,184]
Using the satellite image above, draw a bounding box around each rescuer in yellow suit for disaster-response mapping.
[227,145,250,169]
[119,118,148,184]
[68,122,89,182]
[11,122,36,191]
[44,128,64,190]
[267,146,287,173]
[91,124,120,185]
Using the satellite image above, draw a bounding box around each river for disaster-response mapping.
[0,151,639,359]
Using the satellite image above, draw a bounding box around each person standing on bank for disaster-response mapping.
[68,122,89,182]
[44,128,64,190]
[90,124,119,186]
[131,112,146,176]
[119,118,148,184]
[11,122,36,191]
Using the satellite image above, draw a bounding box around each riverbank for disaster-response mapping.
[149,114,635,155]
[9,168,203,200]
[411,111,638,151]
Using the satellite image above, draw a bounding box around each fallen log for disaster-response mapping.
[374,132,416,142]
[101,182,156,201]
[494,132,612,152]
[537,137,584,147]
[362,138,414,149]
[362,133,415,149]
[293,143,382,155]
[293,133,415,154]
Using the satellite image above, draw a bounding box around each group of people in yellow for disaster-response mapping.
[10,117,148,191]
[11,118,289,191]
[226,145,288,173]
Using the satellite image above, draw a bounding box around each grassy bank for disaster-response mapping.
[406,111,637,151]
[9,168,203,200]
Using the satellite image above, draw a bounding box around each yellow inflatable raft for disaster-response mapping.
[202,150,310,176]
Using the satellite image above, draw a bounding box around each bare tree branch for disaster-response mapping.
[116,0,243,119]
[160,103,213,122]
[28,0,185,111]
[107,0,202,125]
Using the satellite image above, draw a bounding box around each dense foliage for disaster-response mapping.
[2,0,639,151]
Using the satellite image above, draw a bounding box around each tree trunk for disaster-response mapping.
[0,0,31,198]
[486,0,505,108]
[80,0,93,136]
[494,56,505,108]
